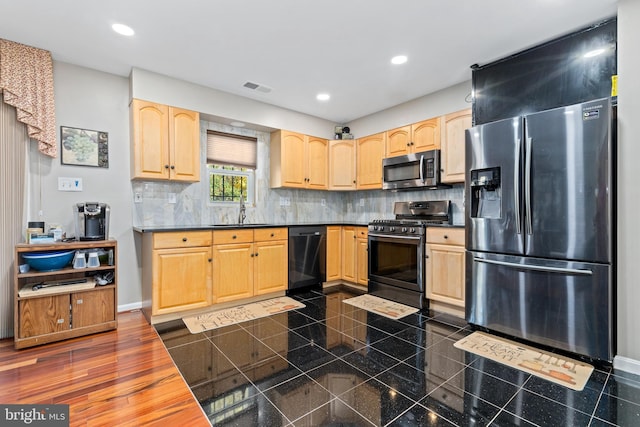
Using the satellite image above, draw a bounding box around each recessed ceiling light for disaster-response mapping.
[316,93,330,101]
[112,23,135,36]
[391,55,408,65]
[229,121,245,127]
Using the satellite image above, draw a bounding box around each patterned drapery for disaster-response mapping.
[0,38,57,157]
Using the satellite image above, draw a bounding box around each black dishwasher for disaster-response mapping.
[288,226,326,293]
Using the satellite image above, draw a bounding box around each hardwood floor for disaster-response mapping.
[0,310,209,427]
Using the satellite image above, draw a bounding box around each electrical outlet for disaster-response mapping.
[280,197,291,207]
[359,198,365,207]
[134,192,143,203]
[321,199,326,207]
[168,193,177,204]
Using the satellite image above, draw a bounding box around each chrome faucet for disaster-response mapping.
[238,195,246,224]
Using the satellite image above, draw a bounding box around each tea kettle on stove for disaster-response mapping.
[74,202,110,240]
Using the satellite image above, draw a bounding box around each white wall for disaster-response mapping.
[27,62,140,309]
[130,68,336,139]
[347,81,471,137]
[614,0,640,369]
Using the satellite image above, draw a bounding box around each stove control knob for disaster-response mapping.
[390,227,395,232]
[402,227,407,233]
[410,228,416,233]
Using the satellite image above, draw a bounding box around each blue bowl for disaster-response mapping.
[22,250,75,272]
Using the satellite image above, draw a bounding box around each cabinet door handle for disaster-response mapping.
[208,258,212,262]
[255,253,259,257]
[182,237,188,242]
[170,165,175,170]
[76,299,83,304]
[444,235,448,239]
[250,253,254,257]
[164,164,170,169]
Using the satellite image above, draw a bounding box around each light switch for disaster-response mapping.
[58,177,83,192]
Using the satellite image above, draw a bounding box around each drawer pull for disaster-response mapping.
[182,237,188,242]
[444,235,448,239]
[57,318,65,324]
[271,233,275,237]
[232,235,237,239]
[76,299,83,304]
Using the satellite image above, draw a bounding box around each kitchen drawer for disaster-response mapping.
[254,227,287,242]
[153,231,212,249]
[426,227,464,246]
[213,229,254,244]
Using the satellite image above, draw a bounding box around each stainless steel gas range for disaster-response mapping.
[368,200,451,309]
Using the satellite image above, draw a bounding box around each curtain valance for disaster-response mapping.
[0,38,57,157]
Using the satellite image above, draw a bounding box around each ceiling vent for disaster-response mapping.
[243,81,272,93]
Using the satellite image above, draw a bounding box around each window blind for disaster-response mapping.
[206,131,257,168]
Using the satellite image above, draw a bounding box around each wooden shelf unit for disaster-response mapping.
[14,240,118,349]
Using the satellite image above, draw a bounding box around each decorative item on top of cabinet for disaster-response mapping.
[425,227,465,314]
[142,231,212,320]
[356,133,385,190]
[14,240,118,349]
[130,99,200,182]
[329,139,356,190]
[270,130,328,190]
[441,108,472,183]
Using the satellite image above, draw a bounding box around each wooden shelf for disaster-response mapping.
[14,239,118,349]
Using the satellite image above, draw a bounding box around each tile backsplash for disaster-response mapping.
[132,120,465,227]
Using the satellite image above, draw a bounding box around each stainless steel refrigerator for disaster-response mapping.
[465,97,614,362]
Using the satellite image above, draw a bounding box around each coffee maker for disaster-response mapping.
[74,202,110,241]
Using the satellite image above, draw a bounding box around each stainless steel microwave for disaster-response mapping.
[382,149,445,190]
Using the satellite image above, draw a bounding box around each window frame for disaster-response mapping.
[207,164,255,206]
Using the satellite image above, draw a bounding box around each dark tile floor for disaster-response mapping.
[155,287,640,426]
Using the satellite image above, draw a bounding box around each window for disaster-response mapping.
[207,131,257,204]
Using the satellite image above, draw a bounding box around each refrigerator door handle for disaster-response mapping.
[419,155,424,183]
[473,257,593,276]
[525,137,533,235]
[514,138,522,234]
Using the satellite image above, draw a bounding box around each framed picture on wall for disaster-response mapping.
[60,126,109,168]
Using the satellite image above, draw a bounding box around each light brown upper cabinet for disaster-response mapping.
[441,108,472,183]
[356,132,385,190]
[385,117,441,158]
[270,130,329,190]
[131,99,200,182]
[411,117,441,152]
[385,125,411,158]
[329,139,356,190]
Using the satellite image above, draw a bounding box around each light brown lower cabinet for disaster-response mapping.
[335,226,368,287]
[141,228,288,323]
[425,227,465,308]
[212,228,288,304]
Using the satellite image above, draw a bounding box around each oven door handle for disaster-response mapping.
[368,233,423,241]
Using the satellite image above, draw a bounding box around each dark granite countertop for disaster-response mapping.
[132,222,370,233]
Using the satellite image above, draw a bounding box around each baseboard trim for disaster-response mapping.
[118,301,142,313]
[613,355,640,375]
